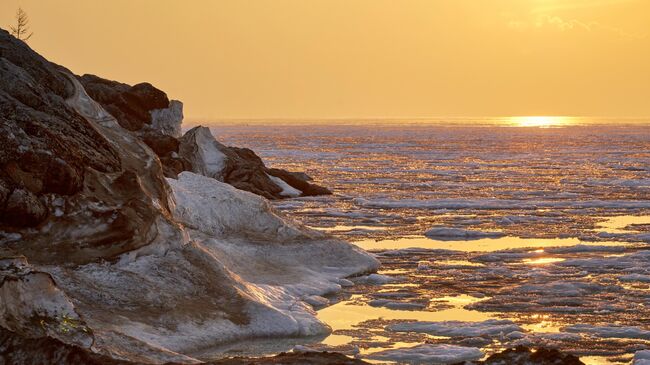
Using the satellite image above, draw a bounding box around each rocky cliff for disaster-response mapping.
[78,74,331,199]
[0,28,377,364]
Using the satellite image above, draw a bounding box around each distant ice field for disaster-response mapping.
[205,122,650,364]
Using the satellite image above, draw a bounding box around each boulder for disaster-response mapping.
[179,126,331,199]
[78,74,170,131]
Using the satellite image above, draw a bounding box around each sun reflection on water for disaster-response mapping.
[508,116,575,128]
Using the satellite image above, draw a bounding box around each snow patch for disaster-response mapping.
[267,174,302,197]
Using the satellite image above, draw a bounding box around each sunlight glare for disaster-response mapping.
[509,116,574,128]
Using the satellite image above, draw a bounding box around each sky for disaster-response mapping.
[1,0,649,120]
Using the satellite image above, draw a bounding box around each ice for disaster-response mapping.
[303,295,330,308]
[353,273,401,285]
[424,227,504,240]
[388,319,522,337]
[619,273,650,283]
[634,350,650,365]
[366,344,483,364]
[267,174,302,197]
[564,324,650,340]
[168,172,308,240]
[368,299,426,310]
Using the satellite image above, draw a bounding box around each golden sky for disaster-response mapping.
[1,0,649,119]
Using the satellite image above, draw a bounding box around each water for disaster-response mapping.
[209,122,650,364]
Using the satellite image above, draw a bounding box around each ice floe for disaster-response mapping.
[367,344,483,364]
[387,319,522,337]
[424,227,504,240]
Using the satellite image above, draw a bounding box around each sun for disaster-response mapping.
[508,116,574,128]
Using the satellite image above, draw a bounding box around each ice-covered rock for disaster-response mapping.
[179,126,331,199]
[151,99,183,138]
[0,28,378,364]
[388,319,523,337]
[268,173,302,197]
[366,344,483,364]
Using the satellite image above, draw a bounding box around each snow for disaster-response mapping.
[388,319,523,337]
[367,344,483,364]
[424,227,504,240]
[168,172,308,241]
[267,174,302,197]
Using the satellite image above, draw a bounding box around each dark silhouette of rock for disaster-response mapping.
[142,131,179,156]
[458,346,585,365]
[3,188,47,227]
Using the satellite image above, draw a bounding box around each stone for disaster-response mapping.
[3,188,47,227]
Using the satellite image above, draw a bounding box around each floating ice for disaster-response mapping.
[564,324,650,340]
[366,344,483,364]
[388,319,522,337]
[425,227,504,240]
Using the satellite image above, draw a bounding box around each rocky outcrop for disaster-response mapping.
[179,126,332,199]
[78,74,169,132]
[79,74,331,199]
[0,27,376,364]
[78,73,189,178]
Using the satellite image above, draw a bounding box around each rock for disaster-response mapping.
[0,26,373,365]
[141,131,179,156]
[268,168,332,196]
[179,126,229,180]
[124,82,168,112]
[151,99,183,138]
[3,188,47,227]
[179,126,331,199]
[78,74,170,131]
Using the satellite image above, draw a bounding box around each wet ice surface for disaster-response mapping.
[210,123,650,364]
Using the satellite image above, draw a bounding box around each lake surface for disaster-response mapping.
[210,122,650,364]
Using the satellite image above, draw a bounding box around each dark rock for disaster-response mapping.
[78,74,169,131]
[3,188,47,227]
[268,168,332,196]
[459,346,585,365]
[142,131,179,157]
[125,82,169,111]
[179,126,331,199]
[160,155,192,178]
[0,28,127,228]
[0,27,176,265]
